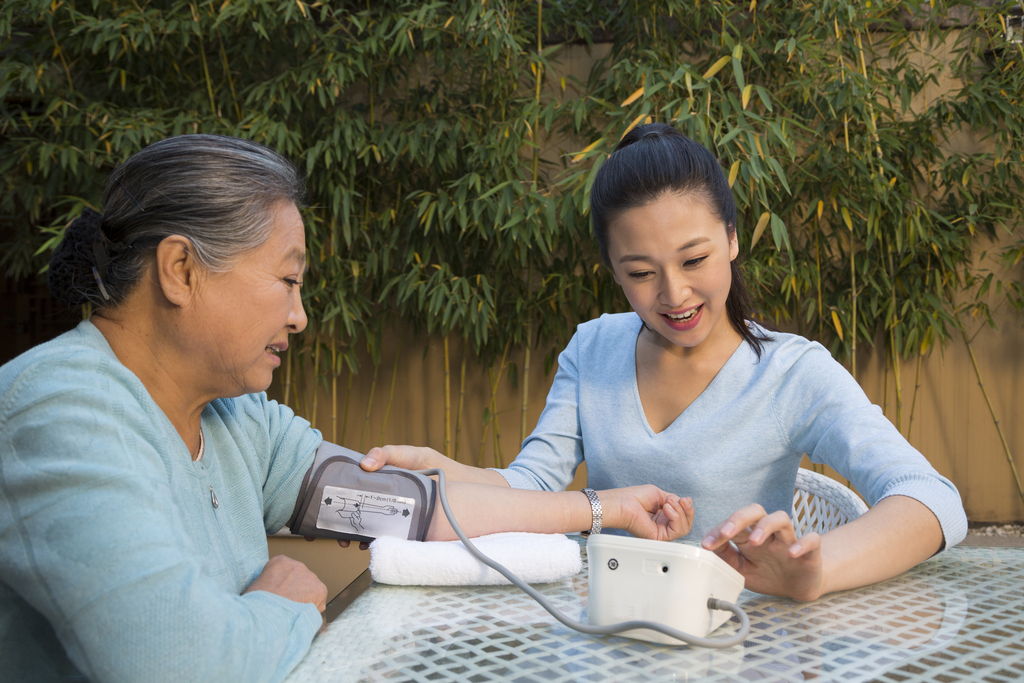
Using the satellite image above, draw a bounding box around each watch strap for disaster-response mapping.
[580,488,602,535]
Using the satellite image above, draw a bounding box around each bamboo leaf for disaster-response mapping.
[728,160,740,188]
[769,212,790,252]
[572,137,604,163]
[832,310,844,341]
[732,45,745,92]
[702,55,731,80]
[620,86,644,107]
[620,111,649,140]
[755,85,772,111]
[750,211,770,251]
[841,207,853,231]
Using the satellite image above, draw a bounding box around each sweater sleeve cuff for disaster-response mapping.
[879,476,969,551]
[243,590,322,648]
[487,466,540,490]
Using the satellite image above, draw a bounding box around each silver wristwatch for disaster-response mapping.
[580,488,602,535]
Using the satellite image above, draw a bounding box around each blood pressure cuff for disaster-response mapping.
[287,442,436,544]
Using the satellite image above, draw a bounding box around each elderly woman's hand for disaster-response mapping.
[243,555,328,613]
[598,486,694,541]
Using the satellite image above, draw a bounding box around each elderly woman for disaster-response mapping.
[0,135,693,683]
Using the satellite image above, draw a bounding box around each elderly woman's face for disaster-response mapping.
[192,201,307,397]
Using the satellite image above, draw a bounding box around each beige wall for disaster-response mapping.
[853,295,1024,523]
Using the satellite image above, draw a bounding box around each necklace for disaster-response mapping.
[196,428,205,462]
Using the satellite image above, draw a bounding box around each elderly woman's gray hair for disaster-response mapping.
[48,134,304,308]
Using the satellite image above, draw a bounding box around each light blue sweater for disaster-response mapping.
[498,313,968,546]
[0,321,323,683]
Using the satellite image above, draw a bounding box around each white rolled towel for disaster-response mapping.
[368,532,583,586]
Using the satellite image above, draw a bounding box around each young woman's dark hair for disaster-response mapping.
[589,122,771,359]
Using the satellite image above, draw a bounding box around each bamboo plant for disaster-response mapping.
[2,0,1021,481]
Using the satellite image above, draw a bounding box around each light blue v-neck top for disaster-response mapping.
[498,312,967,546]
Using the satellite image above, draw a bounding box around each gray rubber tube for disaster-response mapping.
[417,468,751,648]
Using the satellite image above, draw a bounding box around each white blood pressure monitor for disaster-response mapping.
[586,534,745,645]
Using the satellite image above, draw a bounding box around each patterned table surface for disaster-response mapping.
[285,544,1024,682]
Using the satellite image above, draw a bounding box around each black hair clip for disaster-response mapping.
[90,229,113,302]
[91,265,112,301]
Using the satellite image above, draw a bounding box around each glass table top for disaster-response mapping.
[285,544,1024,682]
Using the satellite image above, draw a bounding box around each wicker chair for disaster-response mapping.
[792,468,869,537]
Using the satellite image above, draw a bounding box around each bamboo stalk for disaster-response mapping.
[48,24,74,94]
[217,33,242,121]
[331,343,338,443]
[524,1,541,443]
[882,346,889,418]
[443,336,451,457]
[793,293,803,337]
[492,398,505,468]
[478,385,490,468]
[520,321,532,445]
[454,355,466,463]
[492,342,511,468]
[192,5,217,116]
[889,328,903,435]
[906,351,924,438]
[283,345,294,406]
[530,0,543,188]
[850,237,857,379]
[960,325,1024,509]
[295,335,312,418]
[886,248,901,433]
[479,342,511,467]
[907,259,932,439]
[359,361,380,453]
[340,370,353,446]
[379,340,402,446]
[855,32,884,168]
[293,347,306,418]
[486,367,499,468]
[309,334,321,431]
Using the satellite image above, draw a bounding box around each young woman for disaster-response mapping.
[363,122,967,602]
[0,134,691,683]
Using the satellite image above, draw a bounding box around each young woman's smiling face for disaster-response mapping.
[606,191,739,353]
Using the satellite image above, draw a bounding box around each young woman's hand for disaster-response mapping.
[701,504,824,601]
[361,445,445,472]
[599,486,694,541]
[361,444,510,486]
